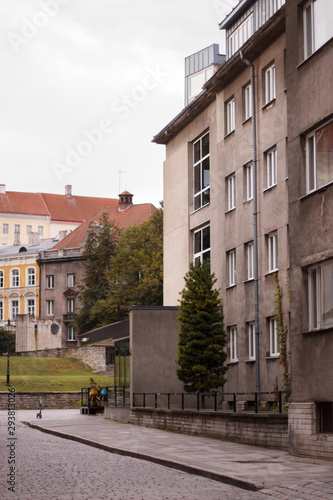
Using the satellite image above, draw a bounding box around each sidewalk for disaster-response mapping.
[16,409,333,496]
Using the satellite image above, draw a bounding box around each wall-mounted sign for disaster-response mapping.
[51,323,59,334]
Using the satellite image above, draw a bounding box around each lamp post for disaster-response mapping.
[6,319,11,387]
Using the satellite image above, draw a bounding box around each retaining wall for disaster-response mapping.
[129,408,289,450]
[0,391,81,410]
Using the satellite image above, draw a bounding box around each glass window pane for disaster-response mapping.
[316,122,333,188]
[202,227,210,250]
[202,188,210,206]
[321,261,333,327]
[202,158,210,188]
[194,140,201,164]
[194,231,201,254]
[194,164,200,194]
[202,133,209,158]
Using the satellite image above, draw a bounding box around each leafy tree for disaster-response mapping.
[0,329,15,353]
[75,213,119,333]
[90,206,163,325]
[175,261,227,401]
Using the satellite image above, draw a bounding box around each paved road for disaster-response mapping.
[0,421,272,500]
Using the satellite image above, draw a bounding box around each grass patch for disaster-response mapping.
[0,357,114,392]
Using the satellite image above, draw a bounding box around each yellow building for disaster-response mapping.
[0,240,56,327]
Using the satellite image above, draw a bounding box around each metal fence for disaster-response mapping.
[132,390,291,413]
[80,386,130,408]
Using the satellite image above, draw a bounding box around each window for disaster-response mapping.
[26,225,32,234]
[226,98,235,135]
[268,232,278,272]
[248,322,255,360]
[188,67,213,103]
[245,163,253,201]
[266,148,277,188]
[244,83,252,121]
[229,326,238,362]
[194,226,210,265]
[246,241,254,280]
[228,249,236,286]
[27,299,35,315]
[46,275,54,289]
[228,13,253,57]
[304,0,333,59]
[308,260,333,330]
[14,224,20,233]
[46,300,54,315]
[264,64,276,104]
[38,226,44,236]
[67,298,75,313]
[0,300,3,321]
[0,270,3,288]
[27,268,35,286]
[269,317,279,356]
[11,300,19,320]
[11,269,20,287]
[306,120,333,193]
[67,274,75,287]
[227,173,236,211]
[318,402,333,433]
[193,132,210,210]
[3,224,8,234]
[67,325,75,341]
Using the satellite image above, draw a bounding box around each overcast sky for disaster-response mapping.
[0,0,238,207]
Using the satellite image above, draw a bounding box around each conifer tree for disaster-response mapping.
[175,261,228,397]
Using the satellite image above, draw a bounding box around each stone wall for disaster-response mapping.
[13,345,108,373]
[289,403,333,460]
[129,408,289,450]
[0,391,81,410]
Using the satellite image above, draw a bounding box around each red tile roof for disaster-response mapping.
[52,203,157,250]
[0,190,118,222]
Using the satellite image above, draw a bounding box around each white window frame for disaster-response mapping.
[67,274,75,287]
[308,260,333,330]
[193,226,210,265]
[228,249,236,287]
[193,132,210,211]
[11,269,20,287]
[67,298,75,313]
[26,298,35,316]
[228,13,253,57]
[268,232,278,273]
[303,0,333,59]
[306,120,333,193]
[244,83,252,121]
[27,267,36,286]
[26,225,32,234]
[229,326,238,362]
[3,224,8,234]
[46,275,54,289]
[266,148,277,188]
[245,163,253,201]
[227,173,236,211]
[46,300,54,316]
[67,325,75,341]
[269,317,279,356]
[248,322,255,360]
[0,270,3,288]
[38,226,44,236]
[246,241,254,281]
[11,300,19,320]
[14,224,20,234]
[226,98,235,135]
[265,64,276,104]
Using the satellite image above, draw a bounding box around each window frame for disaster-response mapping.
[3,224,8,234]
[27,298,35,316]
[67,325,75,341]
[244,83,252,121]
[193,226,210,265]
[246,241,254,281]
[268,232,278,273]
[11,268,20,288]
[266,147,277,189]
[0,270,3,288]
[227,173,236,211]
[67,273,76,288]
[38,226,44,236]
[226,98,235,135]
[264,64,276,105]
[193,132,210,211]
[245,162,253,201]
[46,300,54,316]
[27,267,36,286]
[67,298,75,313]
[11,299,19,320]
[229,326,238,362]
[46,275,54,289]
[269,317,279,357]
[306,120,333,193]
[14,224,20,234]
[228,249,236,287]
[248,322,255,361]
[308,260,333,330]
[0,300,3,321]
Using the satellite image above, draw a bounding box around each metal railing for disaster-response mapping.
[132,390,291,413]
[81,386,130,408]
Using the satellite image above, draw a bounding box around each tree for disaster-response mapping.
[75,213,119,333]
[89,206,163,325]
[0,329,15,353]
[175,261,228,402]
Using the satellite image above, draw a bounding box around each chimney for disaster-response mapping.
[118,190,133,212]
[65,185,72,198]
[0,184,6,194]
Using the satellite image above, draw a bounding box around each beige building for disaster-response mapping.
[154,1,288,399]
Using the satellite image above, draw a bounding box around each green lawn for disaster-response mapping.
[0,357,114,392]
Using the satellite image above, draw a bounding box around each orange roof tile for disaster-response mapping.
[52,203,157,250]
[0,192,50,216]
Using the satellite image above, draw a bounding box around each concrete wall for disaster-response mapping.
[130,307,183,397]
[13,345,107,373]
[16,315,63,352]
[130,408,288,450]
[0,391,81,410]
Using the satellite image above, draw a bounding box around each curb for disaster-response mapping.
[23,421,262,492]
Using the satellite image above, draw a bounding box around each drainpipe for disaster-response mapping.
[240,50,260,395]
